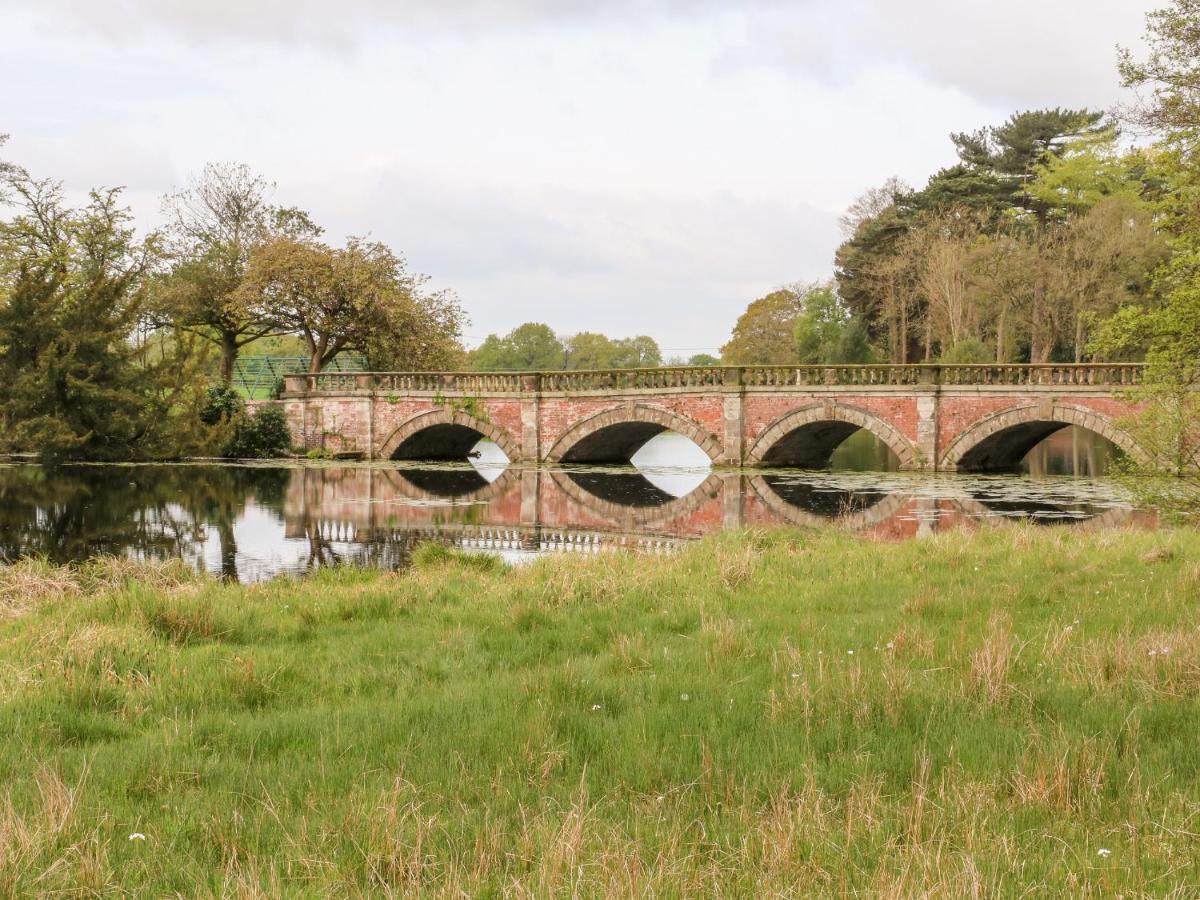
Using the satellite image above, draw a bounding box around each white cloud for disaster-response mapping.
[0,1,1158,350]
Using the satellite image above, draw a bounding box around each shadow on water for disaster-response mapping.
[397,466,491,497]
[759,476,889,519]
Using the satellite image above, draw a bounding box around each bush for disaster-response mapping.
[940,339,993,364]
[223,404,292,459]
[199,385,244,426]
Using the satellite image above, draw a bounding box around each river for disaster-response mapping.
[0,427,1142,582]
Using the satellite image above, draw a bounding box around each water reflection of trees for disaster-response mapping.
[0,465,288,578]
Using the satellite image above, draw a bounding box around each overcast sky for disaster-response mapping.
[2,0,1155,355]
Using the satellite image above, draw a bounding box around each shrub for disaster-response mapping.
[199,385,244,426]
[223,404,292,459]
[940,339,992,364]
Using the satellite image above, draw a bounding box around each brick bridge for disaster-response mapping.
[278,364,1147,472]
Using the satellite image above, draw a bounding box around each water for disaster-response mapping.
[0,426,1143,582]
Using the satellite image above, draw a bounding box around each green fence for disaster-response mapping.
[232,355,368,399]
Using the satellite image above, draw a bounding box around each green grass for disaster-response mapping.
[1,526,1200,896]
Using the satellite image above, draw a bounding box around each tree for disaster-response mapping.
[563,331,615,369]
[1120,0,1200,132]
[154,163,316,383]
[792,282,875,364]
[609,335,662,368]
[839,177,910,236]
[468,323,564,371]
[0,171,209,461]
[686,353,721,366]
[720,286,806,365]
[239,236,463,373]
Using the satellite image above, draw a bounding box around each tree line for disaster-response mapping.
[0,158,466,460]
[3,0,1199,468]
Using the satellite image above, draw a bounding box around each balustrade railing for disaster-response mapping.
[283,363,1146,396]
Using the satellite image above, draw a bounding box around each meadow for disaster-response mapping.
[1,525,1198,897]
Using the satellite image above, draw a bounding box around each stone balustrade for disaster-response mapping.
[283,363,1146,396]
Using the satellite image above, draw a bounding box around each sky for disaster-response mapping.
[1,0,1157,356]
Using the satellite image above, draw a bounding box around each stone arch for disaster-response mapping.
[544,402,722,464]
[548,468,725,530]
[744,402,920,470]
[377,407,521,462]
[746,475,908,530]
[383,466,518,503]
[939,401,1145,473]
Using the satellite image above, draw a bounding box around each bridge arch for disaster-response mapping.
[549,469,725,530]
[745,403,919,470]
[747,474,909,529]
[378,408,521,462]
[939,402,1144,473]
[544,403,722,464]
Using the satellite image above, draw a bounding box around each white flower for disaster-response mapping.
[128,833,146,842]
[886,641,895,650]
[790,672,800,679]
[847,650,854,655]
[680,693,690,701]
[591,704,602,711]
[1097,848,1111,858]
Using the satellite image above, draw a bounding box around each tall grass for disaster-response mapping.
[1,526,1199,896]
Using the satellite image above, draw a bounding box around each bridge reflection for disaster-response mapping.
[283,463,1144,566]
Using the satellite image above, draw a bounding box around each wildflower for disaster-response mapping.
[591,704,602,711]
[886,641,895,650]
[129,833,146,842]
[680,693,690,701]
[1097,848,1111,858]
[847,650,854,655]
[790,672,800,679]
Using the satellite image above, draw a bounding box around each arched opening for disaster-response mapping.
[760,475,890,518]
[564,471,679,508]
[747,404,918,472]
[381,410,518,465]
[763,425,903,471]
[1017,426,1122,476]
[943,404,1137,474]
[391,423,492,461]
[396,466,492,497]
[547,404,722,466]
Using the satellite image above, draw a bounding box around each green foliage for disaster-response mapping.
[0,173,212,462]
[1119,0,1200,132]
[223,404,292,459]
[792,282,877,364]
[608,335,662,368]
[939,338,993,364]
[686,353,720,366]
[720,286,806,364]
[563,331,615,369]
[469,322,564,371]
[198,384,244,426]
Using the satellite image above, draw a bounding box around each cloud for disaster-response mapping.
[0,0,1158,351]
[13,0,1154,109]
[314,169,838,348]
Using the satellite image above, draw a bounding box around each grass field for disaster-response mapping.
[1,526,1199,897]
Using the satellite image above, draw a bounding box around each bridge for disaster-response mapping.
[278,363,1147,472]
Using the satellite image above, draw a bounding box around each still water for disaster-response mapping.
[0,428,1140,582]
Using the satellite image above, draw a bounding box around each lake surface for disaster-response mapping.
[0,427,1145,582]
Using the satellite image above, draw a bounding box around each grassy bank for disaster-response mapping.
[1,527,1199,897]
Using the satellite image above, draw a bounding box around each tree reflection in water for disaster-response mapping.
[0,459,1141,582]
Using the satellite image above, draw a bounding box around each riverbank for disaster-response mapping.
[1,526,1198,895]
